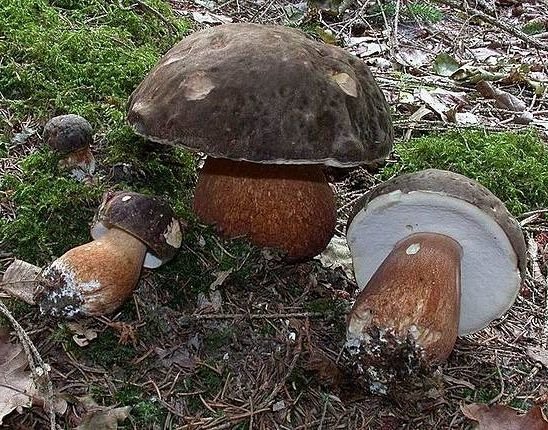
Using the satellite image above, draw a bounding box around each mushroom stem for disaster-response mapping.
[36,228,147,317]
[59,146,95,172]
[193,157,336,261]
[347,232,462,362]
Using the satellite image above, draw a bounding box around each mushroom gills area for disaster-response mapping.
[346,190,521,334]
[193,158,336,260]
[347,232,462,363]
[36,228,146,317]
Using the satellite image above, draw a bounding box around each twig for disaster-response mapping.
[0,300,56,430]
[179,311,324,321]
[431,0,548,51]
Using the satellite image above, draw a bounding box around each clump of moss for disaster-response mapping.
[0,149,104,265]
[383,130,548,214]
[0,0,185,130]
[115,385,165,426]
[0,0,192,266]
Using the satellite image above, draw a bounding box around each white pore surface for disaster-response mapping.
[91,222,162,269]
[346,190,521,335]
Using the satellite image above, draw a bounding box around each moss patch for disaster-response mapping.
[0,0,192,266]
[383,130,548,214]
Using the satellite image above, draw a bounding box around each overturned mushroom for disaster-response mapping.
[43,114,95,180]
[345,169,526,388]
[127,23,393,261]
[34,192,183,317]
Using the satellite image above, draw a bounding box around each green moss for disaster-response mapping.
[383,130,548,214]
[0,0,194,265]
[203,325,235,352]
[0,0,185,129]
[0,149,104,265]
[82,329,137,367]
[115,385,165,426]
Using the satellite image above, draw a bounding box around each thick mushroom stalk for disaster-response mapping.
[35,228,146,317]
[347,232,462,363]
[193,158,337,261]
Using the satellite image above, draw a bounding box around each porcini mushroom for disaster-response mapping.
[34,191,183,317]
[127,23,393,261]
[345,170,526,377]
[43,114,95,180]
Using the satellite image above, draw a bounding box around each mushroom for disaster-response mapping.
[127,23,393,261]
[34,191,183,317]
[345,169,526,377]
[43,114,96,180]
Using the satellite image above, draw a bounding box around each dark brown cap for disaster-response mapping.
[128,23,393,167]
[43,114,93,154]
[91,191,183,268]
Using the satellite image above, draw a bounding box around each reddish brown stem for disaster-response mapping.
[348,232,462,362]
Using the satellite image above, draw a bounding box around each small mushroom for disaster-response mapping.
[345,170,526,380]
[43,114,95,180]
[127,23,393,261]
[34,192,183,317]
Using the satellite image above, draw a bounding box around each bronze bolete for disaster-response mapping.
[43,114,95,179]
[35,192,183,317]
[345,169,526,367]
[127,23,393,260]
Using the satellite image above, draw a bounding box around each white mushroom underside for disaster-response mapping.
[346,190,521,335]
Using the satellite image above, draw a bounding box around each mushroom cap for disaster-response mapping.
[346,169,527,335]
[91,191,183,268]
[128,23,393,167]
[43,114,93,154]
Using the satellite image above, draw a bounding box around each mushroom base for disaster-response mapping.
[35,228,146,317]
[193,158,336,260]
[346,232,462,391]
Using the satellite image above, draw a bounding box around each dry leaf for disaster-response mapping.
[527,346,548,368]
[1,259,41,304]
[76,406,131,430]
[0,333,37,424]
[66,322,98,347]
[476,81,527,112]
[318,235,353,278]
[76,396,131,430]
[462,404,548,429]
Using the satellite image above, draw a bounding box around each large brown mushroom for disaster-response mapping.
[345,170,526,388]
[34,192,183,317]
[127,23,393,261]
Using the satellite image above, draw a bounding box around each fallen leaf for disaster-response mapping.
[1,259,41,305]
[191,11,232,24]
[462,404,548,429]
[209,269,232,290]
[76,406,131,430]
[527,346,548,368]
[0,333,37,424]
[66,322,97,347]
[476,81,527,112]
[394,48,431,68]
[318,235,353,278]
[433,53,460,77]
[76,396,131,430]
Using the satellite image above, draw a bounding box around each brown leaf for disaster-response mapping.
[0,335,37,424]
[75,396,130,430]
[1,259,41,305]
[462,403,548,429]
